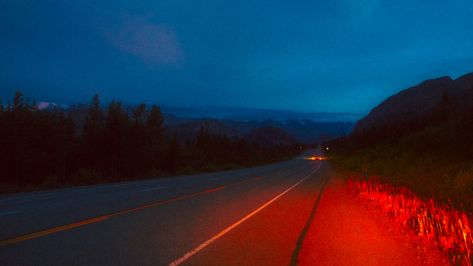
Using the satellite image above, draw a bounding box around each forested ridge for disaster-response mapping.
[329,90,473,211]
[0,92,301,194]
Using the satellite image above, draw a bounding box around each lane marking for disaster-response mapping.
[0,174,264,247]
[0,216,109,246]
[141,186,165,192]
[0,210,22,217]
[0,186,225,247]
[0,181,162,205]
[168,163,322,266]
[0,185,126,204]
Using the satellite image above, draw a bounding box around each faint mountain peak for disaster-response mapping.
[36,101,67,110]
[244,126,298,147]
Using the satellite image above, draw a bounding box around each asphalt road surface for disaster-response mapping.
[1,150,328,265]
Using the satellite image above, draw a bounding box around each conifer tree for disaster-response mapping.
[0,98,4,115]
[129,104,149,175]
[13,91,25,112]
[132,103,147,126]
[105,101,129,179]
[82,94,104,172]
[165,133,180,173]
[83,94,103,139]
[147,105,164,168]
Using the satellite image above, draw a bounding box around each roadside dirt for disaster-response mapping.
[297,176,449,266]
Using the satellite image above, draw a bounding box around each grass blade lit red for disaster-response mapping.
[348,177,473,266]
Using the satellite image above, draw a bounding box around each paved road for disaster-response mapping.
[0,151,327,265]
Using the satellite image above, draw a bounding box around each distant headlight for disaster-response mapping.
[304,156,327,161]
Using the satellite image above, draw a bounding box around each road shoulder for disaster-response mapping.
[297,173,449,266]
[185,163,327,266]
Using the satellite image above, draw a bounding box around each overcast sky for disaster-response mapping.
[1,0,473,114]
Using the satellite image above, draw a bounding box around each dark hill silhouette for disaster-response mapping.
[355,72,473,133]
[329,70,473,213]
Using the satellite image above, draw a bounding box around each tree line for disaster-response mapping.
[0,92,301,193]
[328,91,473,211]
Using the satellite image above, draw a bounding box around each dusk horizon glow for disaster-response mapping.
[1,0,473,114]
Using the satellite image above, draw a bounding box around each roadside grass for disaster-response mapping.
[348,176,472,266]
[331,150,473,212]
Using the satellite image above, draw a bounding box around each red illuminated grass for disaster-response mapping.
[348,177,472,266]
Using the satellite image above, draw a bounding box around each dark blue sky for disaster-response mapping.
[1,0,472,114]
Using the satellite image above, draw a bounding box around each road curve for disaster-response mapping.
[1,151,327,265]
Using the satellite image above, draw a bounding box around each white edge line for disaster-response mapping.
[168,163,322,266]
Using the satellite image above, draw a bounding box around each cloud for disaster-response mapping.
[104,16,184,66]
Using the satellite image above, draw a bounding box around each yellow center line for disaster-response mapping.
[0,216,109,246]
[0,176,264,247]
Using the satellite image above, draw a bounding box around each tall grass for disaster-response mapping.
[349,176,472,266]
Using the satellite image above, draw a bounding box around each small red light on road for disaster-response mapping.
[304,156,328,161]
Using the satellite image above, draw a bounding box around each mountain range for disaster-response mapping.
[64,104,355,146]
[166,116,354,145]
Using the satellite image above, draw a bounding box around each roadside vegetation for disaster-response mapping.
[348,177,472,265]
[0,91,301,194]
[327,91,473,265]
[328,92,473,212]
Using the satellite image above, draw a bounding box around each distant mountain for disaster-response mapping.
[355,72,473,133]
[61,103,354,145]
[160,105,361,122]
[144,106,354,144]
[225,119,353,144]
[244,127,298,147]
[165,118,353,144]
[168,119,241,143]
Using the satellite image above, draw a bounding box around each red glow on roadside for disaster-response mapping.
[348,177,473,266]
